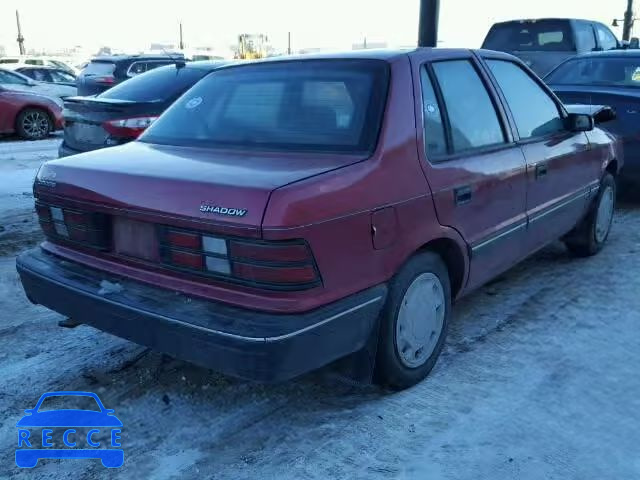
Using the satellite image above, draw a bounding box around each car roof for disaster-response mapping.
[568,50,640,59]
[237,48,415,65]
[213,48,516,67]
[91,54,184,63]
[16,65,67,71]
[490,18,598,26]
[184,60,234,70]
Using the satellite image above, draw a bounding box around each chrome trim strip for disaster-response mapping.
[471,221,527,254]
[471,184,595,255]
[529,189,590,224]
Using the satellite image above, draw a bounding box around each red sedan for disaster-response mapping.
[0,87,64,140]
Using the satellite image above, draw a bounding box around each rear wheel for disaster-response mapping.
[564,173,616,257]
[16,108,52,140]
[375,252,451,390]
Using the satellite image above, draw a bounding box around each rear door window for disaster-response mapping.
[595,24,618,50]
[83,61,115,76]
[0,70,29,85]
[575,22,597,52]
[488,60,564,139]
[419,67,447,157]
[31,69,50,82]
[546,56,640,87]
[99,65,208,102]
[483,20,575,52]
[128,61,172,77]
[141,60,389,154]
[431,60,505,152]
[50,70,76,83]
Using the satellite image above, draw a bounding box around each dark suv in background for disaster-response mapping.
[60,61,229,157]
[76,54,186,95]
[482,18,620,76]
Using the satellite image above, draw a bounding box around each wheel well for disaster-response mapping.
[418,238,466,298]
[606,159,618,177]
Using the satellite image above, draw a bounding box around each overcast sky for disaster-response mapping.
[0,0,633,55]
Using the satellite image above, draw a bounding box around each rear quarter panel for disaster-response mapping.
[263,55,469,309]
[0,92,20,133]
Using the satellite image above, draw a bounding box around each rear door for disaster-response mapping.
[410,50,528,290]
[483,55,598,252]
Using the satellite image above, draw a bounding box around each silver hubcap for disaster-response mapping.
[395,273,445,368]
[595,186,614,243]
[23,111,49,138]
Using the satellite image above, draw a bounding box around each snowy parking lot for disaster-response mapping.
[0,136,639,479]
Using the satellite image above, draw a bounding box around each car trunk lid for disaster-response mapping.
[35,141,361,237]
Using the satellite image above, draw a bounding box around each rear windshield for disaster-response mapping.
[99,65,209,102]
[140,60,389,154]
[0,59,19,64]
[83,61,115,76]
[546,56,640,87]
[483,20,575,52]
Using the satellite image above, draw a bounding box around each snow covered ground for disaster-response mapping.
[0,136,639,479]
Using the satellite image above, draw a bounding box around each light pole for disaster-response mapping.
[624,0,635,41]
[16,10,25,55]
[418,0,440,47]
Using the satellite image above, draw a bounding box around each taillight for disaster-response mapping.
[102,116,158,138]
[94,75,115,85]
[160,227,320,290]
[35,202,110,250]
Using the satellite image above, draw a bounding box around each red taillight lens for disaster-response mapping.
[94,75,115,85]
[35,202,110,250]
[102,116,158,138]
[166,230,201,250]
[170,250,203,270]
[229,242,310,263]
[160,227,320,290]
[232,263,317,284]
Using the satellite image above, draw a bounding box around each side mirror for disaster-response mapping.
[566,113,594,132]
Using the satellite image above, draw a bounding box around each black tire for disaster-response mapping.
[564,173,616,257]
[374,252,451,390]
[16,108,52,140]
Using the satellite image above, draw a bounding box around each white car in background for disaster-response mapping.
[0,56,80,76]
[0,68,76,99]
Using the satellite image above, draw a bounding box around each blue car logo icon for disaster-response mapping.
[16,391,123,468]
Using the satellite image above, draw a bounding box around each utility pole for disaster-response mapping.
[623,0,634,41]
[287,31,291,55]
[16,10,25,55]
[418,0,440,47]
[179,22,184,50]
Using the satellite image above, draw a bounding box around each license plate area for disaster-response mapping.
[68,122,108,145]
[113,217,159,261]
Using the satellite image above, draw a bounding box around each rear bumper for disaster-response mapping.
[58,142,87,158]
[16,248,386,382]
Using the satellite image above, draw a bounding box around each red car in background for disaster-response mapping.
[0,88,64,140]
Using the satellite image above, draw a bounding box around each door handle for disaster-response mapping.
[454,185,472,205]
[535,163,548,179]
